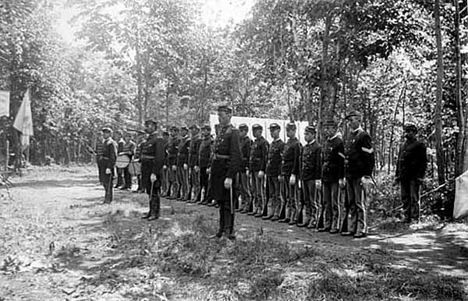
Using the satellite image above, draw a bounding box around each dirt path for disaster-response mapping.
[1,166,467,300]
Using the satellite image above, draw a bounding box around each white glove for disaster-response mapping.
[246,169,250,176]
[315,179,322,188]
[172,165,177,171]
[105,168,111,174]
[258,170,265,179]
[224,177,232,189]
[298,180,302,189]
[163,165,167,170]
[183,163,188,170]
[150,173,157,182]
[207,168,211,175]
[194,166,200,173]
[289,174,296,186]
[339,178,346,189]
[278,175,284,182]
[361,176,373,189]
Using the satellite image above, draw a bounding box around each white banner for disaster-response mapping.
[0,90,9,116]
[454,170,468,219]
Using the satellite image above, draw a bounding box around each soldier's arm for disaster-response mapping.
[316,144,322,179]
[108,142,117,168]
[292,142,301,175]
[337,140,345,179]
[261,141,269,172]
[152,139,165,175]
[417,142,428,179]
[227,129,242,178]
[360,133,374,176]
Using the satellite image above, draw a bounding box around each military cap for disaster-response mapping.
[145,119,158,125]
[269,123,281,130]
[217,105,233,114]
[286,122,297,131]
[201,124,211,131]
[252,124,263,131]
[189,124,200,130]
[322,119,336,127]
[180,126,189,131]
[404,122,417,132]
[304,125,316,134]
[101,127,113,133]
[238,123,248,131]
[162,131,169,136]
[345,110,361,119]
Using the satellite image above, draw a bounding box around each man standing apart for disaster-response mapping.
[263,123,285,220]
[97,127,117,204]
[210,105,241,240]
[249,124,269,216]
[140,120,165,221]
[237,124,252,213]
[342,111,375,238]
[395,123,427,223]
[320,120,344,233]
[298,126,322,228]
[278,123,301,224]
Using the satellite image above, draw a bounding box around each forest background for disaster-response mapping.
[0,0,467,218]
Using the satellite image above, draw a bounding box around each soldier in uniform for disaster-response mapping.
[248,124,269,216]
[133,132,148,193]
[237,124,252,213]
[97,127,117,204]
[298,126,322,228]
[395,122,427,223]
[278,123,302,224]
[166,126,180,199]
[197,124,213,205]
[210,105,241,240]
[161,131,170,196]
[140,119,165,220]
[263,123,285,220]
[342,110,375,238]
[177,126,190,201]
[188,125,202,202]
[114,130,125,188]
[119,132,136,190]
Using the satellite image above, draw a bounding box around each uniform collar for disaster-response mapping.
[119,138,125,143]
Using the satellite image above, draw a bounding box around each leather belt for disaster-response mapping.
[141,155,155,160]
[214,154,230,160]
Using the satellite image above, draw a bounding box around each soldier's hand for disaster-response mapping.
[361,176,372,190]
[183,163,188,170]
[278,175,284,182]
[105,168,111,175]
[315,179,322,188]
[339,178,346,189]
[206,168,211,175]
[194,166,200,173]
[416,178,424,185]
[246,169,250,176]
[163,165,167,170]
[258,170,265,179]
[298,180,302,189]
[150,173,157,182]
[224,177,233,189]
[393,178,399,186]
[289,174,296,186]
[172,165,177,171]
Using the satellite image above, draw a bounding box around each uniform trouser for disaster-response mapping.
[217,198,235,236]
[281,176,299,221]
[123,166,132,188]
[322,181,340,229]
[161,167,168,194]
[238,171,251,210]
[177,167,189,199]
[190,168,201,201]
[267,175,281,217]
[251,172,265,213]
[116,167,124,186]
[199,167,210,202]
[99,164,113,203]
[345,177,367,234]
[401,180,420,222]
[303,179,319,226]
[142,161,161,217]
[167,167,177,196]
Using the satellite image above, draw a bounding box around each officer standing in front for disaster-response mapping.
[210,105,241,240]
[395,122,427,223]
[140,119,165,221]
[342,110,375,238]
[248,124,269,216]
[98,127,117,204]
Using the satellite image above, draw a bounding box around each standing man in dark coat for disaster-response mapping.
[166,126,180,199]
[248,124,269,216]
[197,124,213,204]
[263,123,285,220]
[97,127,117,204]
[320,120,344,233]
[278,123,301,224]
[114,130,125,188]
[395,123,427,223]
[298,126,322,228]
[161,131,170,196]
[210,105,241,240]
[177,126,190,201]
[119,132,136,190]
[237,124,252,213]
[342,110,375,238]
[188,125,202,202]
[140,120,165,221]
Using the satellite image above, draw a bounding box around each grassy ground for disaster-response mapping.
[0,165,467,300]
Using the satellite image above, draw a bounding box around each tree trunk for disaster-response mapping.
[434,0,446,184]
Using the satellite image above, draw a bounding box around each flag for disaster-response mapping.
[13,89,33,150]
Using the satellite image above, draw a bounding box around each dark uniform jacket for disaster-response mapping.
[250,136,269,173]
[240,136,252,172]
[210,124,242,200]
[198,136,213,169]
[189,134,202,168]
[167,136,181,166]
[117,138,125,154]
[322,134,344,182]
[396,138,427,181]
[97,138,117,169]
[140,132,165,176]
[266,139,285,177]
[281,137,301,176]
[301,140,322,181]
[177,135,190,167]
[344,128,374,179]
[122,140,136,158]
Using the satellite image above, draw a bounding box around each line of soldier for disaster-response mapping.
[94,107,426,236]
